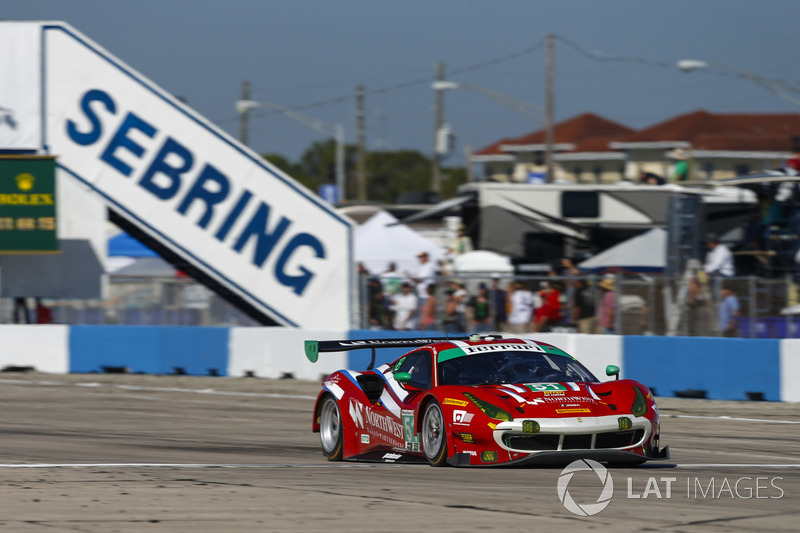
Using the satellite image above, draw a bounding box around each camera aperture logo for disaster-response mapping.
[557,461,786,517]
[557,459,614,516]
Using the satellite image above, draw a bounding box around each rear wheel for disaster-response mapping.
[422,401,448,467]
[319,395,343,461]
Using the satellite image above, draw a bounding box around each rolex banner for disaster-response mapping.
[0,156,58,253]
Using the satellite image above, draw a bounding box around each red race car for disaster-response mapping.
[306,335,668,467]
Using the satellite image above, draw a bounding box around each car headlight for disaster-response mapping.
[631,386,648,418]
[463,392,513,422]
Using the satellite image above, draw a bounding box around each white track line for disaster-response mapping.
[0,462,799,470]
[0,378,316,400]
[667,414,800,425]
[674,463,800,468]
[0,463,376,469]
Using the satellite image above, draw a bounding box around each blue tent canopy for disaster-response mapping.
[108,232,158,258]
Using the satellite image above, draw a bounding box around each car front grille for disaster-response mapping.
[502,429,645,451]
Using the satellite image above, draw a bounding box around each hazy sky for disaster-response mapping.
[6,1,800,164]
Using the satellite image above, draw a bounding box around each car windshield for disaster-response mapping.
[437,350,598,386]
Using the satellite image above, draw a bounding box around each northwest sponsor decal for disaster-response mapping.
[349,399,404,439]
[527,396,597,405]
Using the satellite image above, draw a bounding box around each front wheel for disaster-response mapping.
[319,395,343,461]
[422,401,448,467]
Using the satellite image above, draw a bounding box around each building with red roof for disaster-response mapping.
[473,110,800,183]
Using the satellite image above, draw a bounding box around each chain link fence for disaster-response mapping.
[4,273,798,338]
[1,276,260,327]
[359,273,800,338]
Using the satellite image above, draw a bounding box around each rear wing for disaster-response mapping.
[305,335,500,369]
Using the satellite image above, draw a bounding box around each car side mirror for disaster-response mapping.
[606,365,620,380]
[394,372,412,383]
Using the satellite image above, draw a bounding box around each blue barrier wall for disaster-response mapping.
[69,326,229,376]
[623,336,781,401]
[7,325,789,401]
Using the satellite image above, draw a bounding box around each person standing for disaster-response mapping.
[703,234,735,277]
[488,274,509,331]
[571,278,596,334]
[670,148,690,182]
[596,277,617,334]
[467,284,491,332]
[507,280,535,334]
[418,284,438,331]
[413,251,437,304]
[532,281,561,332]
[391,281,419,330]
[718,285,740,337]
[379,262,404,296]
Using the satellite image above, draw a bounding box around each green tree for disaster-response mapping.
[440,166,469,199]
[265,143,468,203]
[262,153,309,187]
[366,150,431,203]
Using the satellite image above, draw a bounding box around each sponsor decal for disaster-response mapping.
[349,399,404,440]
[453,410,475,425]
[361,434,370,444]
[349,400,365,429]
[527,396,596,405]
[382,453,402,462]
[526,383,568,392]
[461,343,545,355]
[556,408,591,414]
[443,398,469,407]
[402,410,420,451]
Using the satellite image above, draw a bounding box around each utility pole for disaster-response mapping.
[239,81,251,146]
[544,34,555,184]
[431,62,445,194]
[355,84,367,201]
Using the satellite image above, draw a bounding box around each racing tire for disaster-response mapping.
[319,395,343,461]
[422,400,449,467]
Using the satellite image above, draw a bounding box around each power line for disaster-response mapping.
[214,38,550,127]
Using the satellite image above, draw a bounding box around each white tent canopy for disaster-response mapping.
[452,250,514,275]
[578,228,667,273]
[355,210,445,275]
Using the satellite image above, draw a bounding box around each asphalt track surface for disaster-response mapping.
[1,373,799,532]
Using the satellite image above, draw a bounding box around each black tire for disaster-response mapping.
[319,395,343,461]
[422,401,449,467]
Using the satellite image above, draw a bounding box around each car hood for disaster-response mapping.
[448,380,642,418]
